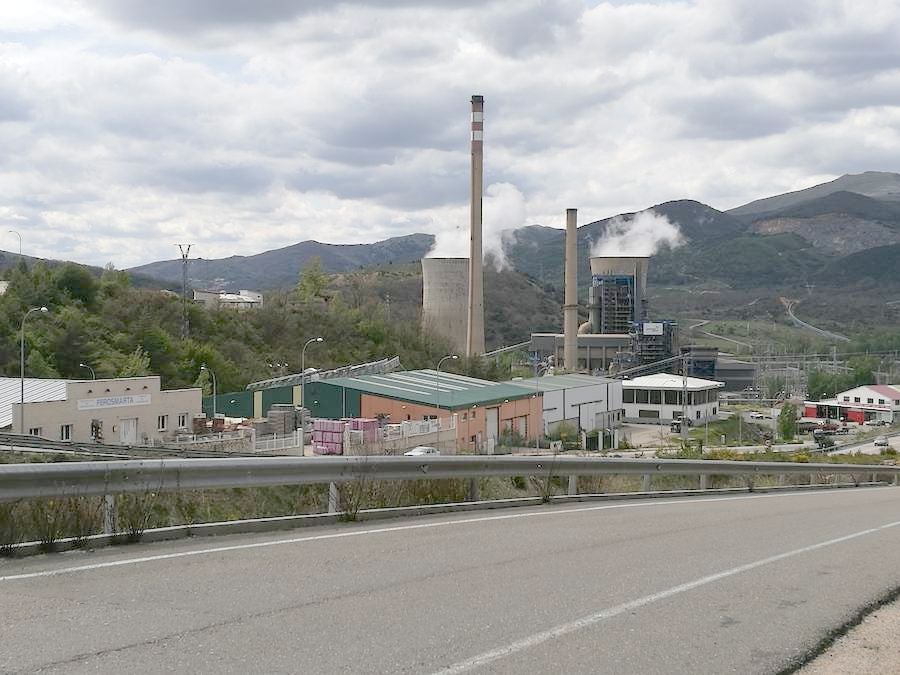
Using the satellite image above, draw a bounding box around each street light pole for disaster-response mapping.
[436,354,458,425]
[79,362,96,380]
[301,337,324,406]
[8,230,21,257]
[200,364,217,420]
[20,306,48,434]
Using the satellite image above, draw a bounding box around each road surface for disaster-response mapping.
[3,489,900,673]
[784,299,850,343]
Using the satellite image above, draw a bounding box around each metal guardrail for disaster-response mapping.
[1,455,896,502]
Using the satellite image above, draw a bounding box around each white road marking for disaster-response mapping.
[433,518,900,674]
[0,489,889,583]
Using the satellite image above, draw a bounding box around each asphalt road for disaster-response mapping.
[4,488,900,674]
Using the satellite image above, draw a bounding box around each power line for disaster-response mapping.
[177,244,192,339]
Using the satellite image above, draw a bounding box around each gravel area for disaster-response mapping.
[800,600,900,674]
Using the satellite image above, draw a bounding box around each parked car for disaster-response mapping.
[874,436,889,447]
[749,412,765,419]
[404,446,440,456]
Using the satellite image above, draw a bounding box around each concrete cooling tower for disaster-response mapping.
[422,257,469,354]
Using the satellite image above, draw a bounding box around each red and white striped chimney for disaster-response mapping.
[467,95,485,356]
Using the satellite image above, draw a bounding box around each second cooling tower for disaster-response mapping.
[422,258,469,354]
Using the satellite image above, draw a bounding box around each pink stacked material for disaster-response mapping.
[312,418,346,455]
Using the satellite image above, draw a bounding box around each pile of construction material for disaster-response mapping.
[313,419,345,455]
[313,418,381,455]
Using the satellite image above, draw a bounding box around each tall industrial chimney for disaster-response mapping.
[466,95,486,357]
[563,208,578,370]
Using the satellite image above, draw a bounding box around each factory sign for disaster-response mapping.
[642,322,664,336]
[77,394,152,411]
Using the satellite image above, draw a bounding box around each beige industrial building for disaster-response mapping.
[193,289,263,311]
[5,376,202,445]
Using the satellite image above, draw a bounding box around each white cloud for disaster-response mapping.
[0,0,897,268]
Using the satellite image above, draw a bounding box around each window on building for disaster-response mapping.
[649,390,662,405]
[854,397,860,403]
[462,412,467,421]
[696,410,701,420]
[638,409,659,419]
[712,406,717,416]
[471,410,476,419]
[157,414,168,431]
[60,424,72,441]
[843,396,850,402]
[27,427,42,436]
[623,389,635,404]
[867,398,874,404]
[635,389,649,404]
[177,413,188,429]
[879,399,885,405]
[895,400,900,406]
[664,390,678,405]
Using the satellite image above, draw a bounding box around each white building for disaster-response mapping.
[804,384,900,424]
[512,374,623,433]
[3,376,202,444]
[193,289,263,311]
[622,372,724,424]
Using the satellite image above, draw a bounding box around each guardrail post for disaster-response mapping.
[467,478,480,502]
[327,482,339,514]
[870,472,877,484]
[102,494,116,534]
[699,475,708,491]
[567,475,577,496]
[641,474,651,492]
[778,474,786,487]
[810,473,816,487]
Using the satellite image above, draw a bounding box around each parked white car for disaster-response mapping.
[404,446,440,456]
[874,436,889,447]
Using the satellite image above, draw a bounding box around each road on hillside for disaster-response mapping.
[783,298,851,343]
[4,489,900,674]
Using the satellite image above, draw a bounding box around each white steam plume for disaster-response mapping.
[425,182,527,270]
[590,209,684,257]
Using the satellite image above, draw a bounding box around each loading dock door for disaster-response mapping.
[486,407,499,441]
[120,418,138,445]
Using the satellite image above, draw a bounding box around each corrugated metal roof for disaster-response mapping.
[504,374,616,392]
[321,369,536,409]
[867,384,900,401]
[0,377,72,428]
[622,372,724,390]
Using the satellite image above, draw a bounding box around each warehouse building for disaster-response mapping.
[804,384,900,424]
[3,376,201,444]
[506,374,623,437]
[304,369,542,450]
[622,373,724,424]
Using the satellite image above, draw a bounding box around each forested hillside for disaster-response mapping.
[0,261,457,393]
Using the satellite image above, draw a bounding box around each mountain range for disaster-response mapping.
[128,170,900,293]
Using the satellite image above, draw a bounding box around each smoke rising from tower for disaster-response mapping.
[591,209,684,258]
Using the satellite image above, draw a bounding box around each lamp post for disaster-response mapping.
[20,306,48,434]
[8,229,21,257]
[79,362,96,380]
[436,355,458,423]
[200,364,217,420]
[301,338,324,406]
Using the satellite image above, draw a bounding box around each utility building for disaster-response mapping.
[622,373,723,425]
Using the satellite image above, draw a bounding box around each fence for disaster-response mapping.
[254,430,303,453]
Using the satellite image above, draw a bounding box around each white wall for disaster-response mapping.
[542,381,623,432]
[624,399,719,424]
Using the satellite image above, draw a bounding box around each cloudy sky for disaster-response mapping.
[1,0,899,267]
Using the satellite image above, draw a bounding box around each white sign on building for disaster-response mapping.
[77,394,152,411]
[643,322,664,336]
